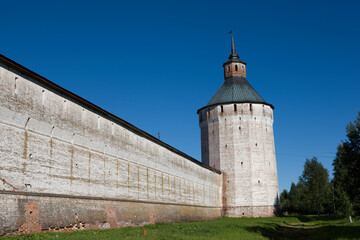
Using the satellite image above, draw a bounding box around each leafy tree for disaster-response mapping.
[333,112,360,216]
[280,189,291,214]
[289,181,306,214]
[299,157,332,215]
[280,158,332,215]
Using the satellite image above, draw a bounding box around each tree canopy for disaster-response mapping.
[281,112,360,217]
[333,112,360,216]
[281,157,332,215]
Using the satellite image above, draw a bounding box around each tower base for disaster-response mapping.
[223,205,280,218]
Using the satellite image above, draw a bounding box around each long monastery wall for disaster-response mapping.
[0,57,222,235]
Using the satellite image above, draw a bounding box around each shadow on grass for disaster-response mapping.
[246,223,360,240]
[296,215,342,222]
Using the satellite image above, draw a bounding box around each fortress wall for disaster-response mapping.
[0,60,222,235]
[199,103,278,217]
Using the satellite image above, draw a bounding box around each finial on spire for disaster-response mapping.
[227,30,239,60]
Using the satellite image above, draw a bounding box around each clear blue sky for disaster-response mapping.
[1,0,359,192]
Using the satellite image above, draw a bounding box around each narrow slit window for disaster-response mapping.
[234,104,237,111]
[42,90,45,106]
[63,100,67,113]
[221,105,224,112]
[250,104,252,111]
[227,65,230,72]
[14,77,18,94]
[235,65,238,71]
[242,65,244,72]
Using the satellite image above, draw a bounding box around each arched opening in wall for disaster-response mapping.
[220,105,224,112]
[250,104,252,111]
[234,104,237,111]
[235,65,238,71]
[227,65,231,72]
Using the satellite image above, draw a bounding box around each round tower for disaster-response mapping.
[197,34,279,217]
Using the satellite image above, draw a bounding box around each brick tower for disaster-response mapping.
[197,34,279,217]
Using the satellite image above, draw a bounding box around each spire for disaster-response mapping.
[228,31,239,61]
[231,32,236,54]
[223,31,247,79]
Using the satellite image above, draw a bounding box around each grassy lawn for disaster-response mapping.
[2,216,360,240]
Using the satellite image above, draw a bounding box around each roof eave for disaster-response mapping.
[222,60,247,66]
[197,101,275,114]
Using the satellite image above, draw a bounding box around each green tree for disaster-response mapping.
[280,189,291,213]
[333,112,360,216]
[289,182,305,214]
[299,157,332,215]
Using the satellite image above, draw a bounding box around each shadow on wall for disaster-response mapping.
[273,195,281,216]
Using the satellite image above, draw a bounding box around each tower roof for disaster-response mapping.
[199,76,273,112]
[197,33,274,113]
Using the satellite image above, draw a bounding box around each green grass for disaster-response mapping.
[2,216,360,240]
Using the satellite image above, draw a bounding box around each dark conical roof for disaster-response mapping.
[197,33,273,113]
[197,76,273,112]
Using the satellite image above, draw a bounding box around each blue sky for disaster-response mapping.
[1,0,359,192]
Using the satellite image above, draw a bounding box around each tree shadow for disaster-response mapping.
[295,215,342,222]
[246,223,360,240]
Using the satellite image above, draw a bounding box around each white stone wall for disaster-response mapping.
[0,61,222,233]
[200,103,279,217]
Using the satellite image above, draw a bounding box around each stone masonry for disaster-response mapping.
[0,55,222,235]
[198,35,279,217]
[0,37,279,235]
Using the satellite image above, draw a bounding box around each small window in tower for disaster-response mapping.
[250,104,252,111]
[242,65,244,72]
[235,65,238,71]
[227,65,230,72]
[234,104,237,111]
[221,105,223,112]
